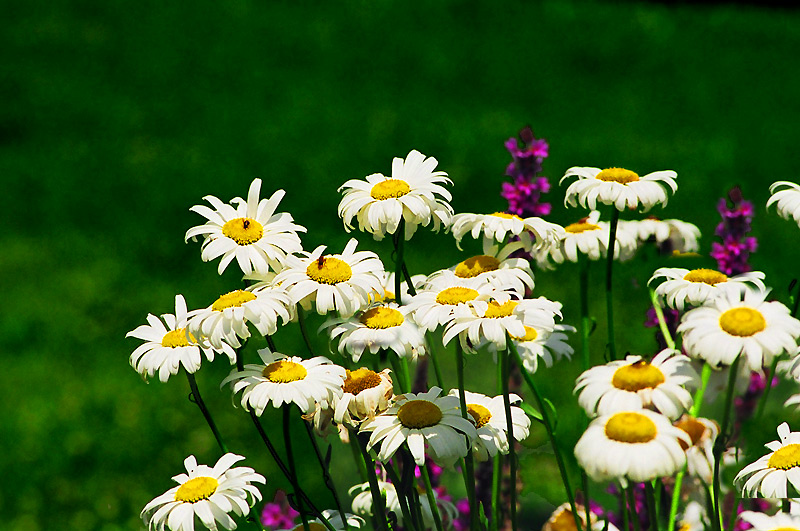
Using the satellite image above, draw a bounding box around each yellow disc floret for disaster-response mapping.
[360,306,404,329]
[467,404,492,428]
[212,290,257,312]
[674,416,707,450]
[371,179,411,200]
[768,444,800,470]
[512,326,538,342]
[565,222,602,234]
[455,255,501,278]
[306,256,353,285]
[174,476,219,503]
[595,167,640,184]
[343,368,383,395]
[436,287,480,305]
[484,300,518,318]
[719,307,766,337]
[262,360,308,383]
[604,412,658,443]
[490,212,522,220]
[397,400,443,429]
[291,524,327,531]
[611,360,666,392]
[161,328,194,348]
[683,268,728,285]
[222,217,264,245]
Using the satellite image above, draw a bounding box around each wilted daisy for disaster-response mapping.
[449,211,564,251]
[187,284,293,350]
[561,166,678,212]
[575,409,690,484]
[141,453,265,531]
[679,287,800,370]
[338,150,453,241]
[768,181,800,228]
[448,390,531,461]
[274,238,384,318]
[621,217,701,253]
[542,503,621,531]
[736,422,800,498]
[507,323,575,374]
[222,349,346,416]
[332,368,394,427]
[575,350,698,420]
[674,414,719,483]
[739,510,800,530]
[127,294,227,382]
[185,178,305,275]
[534,211,638,269]
[649,267,766,311]
[323,303,427,362]
[279,510,365,531]
[361,387,476,466]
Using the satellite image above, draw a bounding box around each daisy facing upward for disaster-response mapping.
[649,266,766,311]
[561,166,678,212]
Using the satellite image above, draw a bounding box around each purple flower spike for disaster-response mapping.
[501,126,552,218]
[712,187,757,275]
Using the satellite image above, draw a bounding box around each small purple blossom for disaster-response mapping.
[260,490,299,530]
[712,187,757,275]
[502,126,551,218]
[453,498,471,531]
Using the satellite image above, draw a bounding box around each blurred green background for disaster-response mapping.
[4,0,800,529]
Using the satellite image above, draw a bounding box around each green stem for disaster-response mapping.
[428,343,445,389]
[605,207,620,360]
[284,407,310,531]
[420,463,444,531]
[384,460,418,531]
[580,256,591,370]
[510,340,582,531]
[712,356,741,531]
[296,305,317,357]
[185,371,228,453]
[783,498,790,513]
[690,363,712,417]
[351,430,388,531]
[646,482,659,531]
[648,288,676,350]
[627,484,642,531]
[491,453,501,531]
[727,495,740,531]
[581,472,592,530]
[666,465,687,531]
[393,218,406,306]
[304,422,347,524]
[620,483,629,531]
[501,347,518,531]
[390,355,411,393]
[456,342,479,531]
[755,357,779,420]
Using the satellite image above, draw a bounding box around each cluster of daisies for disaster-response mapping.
[128,147,800,531]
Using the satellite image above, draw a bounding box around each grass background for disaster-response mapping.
[3,0,800,529]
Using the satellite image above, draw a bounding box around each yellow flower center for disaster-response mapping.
[549,507,580,531]
[221,217,264,245]
[674,416,707,450]
[611,360,666,392]
[306,256,353,285]
[454,255,501,278]
[371,179,411,200]
[467,404,492,428]
[512,326,538,342]
[565,222,601,234]
[490,212,522,220]
[343,368,383,395]
[397,400,443,429]
[595,167,640,184]
[773,528,800,531]
[768,444,800,470]
[360,306,404,329]
[174,476,219,503]
[682,268,728,285]
[262,360,308,383]
[161,328,195,348]
[212,290,257,311]
[484,300,518,318]
[291,524,327,531]
[604,412,657,443]
[718,307,766,337]
[436,287,479,305]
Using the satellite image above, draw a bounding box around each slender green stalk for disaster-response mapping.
[185,371,228,453]
[390,355,411,393]
[648,288,676,350]
[501,346,518,531]
[428,343,445,389]
[509,340,582,531]
[304,422,347,524]
[712,356,741,531]
[351,430,388,531]
[393,218,406,306]
[581,472,592,530]
[726,495,739,531]
[690,363,712,417]
[456,341,479,531]
[755,357,779,420]
[580,256,591,370]
[626,484,642,531]
[645,482,659,531]
[783,498,790,513]
[620,483,629,531]
[384,460,418,531]
[420,463,444,531]
[491,452,501,531]
[266,334,278,353]
[666,465,687,531]
[296,305,317,357]
[284,407,310,531]
[605,207,620,360]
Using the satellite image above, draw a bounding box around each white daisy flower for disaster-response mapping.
[561,166,678,212]
[349,480,456,530]
[507,324,575,374]
[574,409,690,484]
[338,150,453,241]
[620,217,701,253]
[377,271,427,304]
[768,181,800,228]
[542,503,621,531]
[279,510,366,531]
[360,387,477,466]
[448,390,531,462]
[443,296,562,353]
[649,267,766,311]
[332,368,394,427]
[449,212,564,251]
[678,500,708,531]
[426,239,535,295]
[674,414,719,483]
[185,178,306,275]
[678,287,800,371]
[534,211,638,269]
[141,453,265,531]
[739,510,800,530]
[574,349,698,420]
[187,284,293,350]
[323,303,427,362]
[127,294,227,382]
[274,238,384,318]
[735,422,800,498]
[222,349,346,416]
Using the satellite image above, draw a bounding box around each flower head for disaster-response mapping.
[735,422,800,498]
[561,166,677,212]
[448,390,531,461]
[449,212,564,252]
[768,181,800,229]
[507,323,575,374]
[649,267,766,311]
[332,368,394,427]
